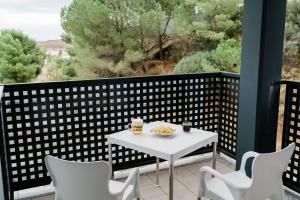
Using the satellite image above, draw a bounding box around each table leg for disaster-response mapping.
[169,163,174,200]
[156,157,160,186]
[108,143,114,180]
[213,142,217,169]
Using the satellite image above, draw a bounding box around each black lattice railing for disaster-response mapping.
[282,81,300,193]
[219,74,239,157]
[0,72,239,199]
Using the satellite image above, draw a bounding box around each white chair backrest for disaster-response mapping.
[249,143,295,199]
[45,156,111,200]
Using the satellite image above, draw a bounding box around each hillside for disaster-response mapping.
[37,40,71,58]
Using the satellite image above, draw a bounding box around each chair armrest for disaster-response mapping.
[199,166,246,190]
[110,168,139,196]
[198,166,251,199]
[240,151,259,174]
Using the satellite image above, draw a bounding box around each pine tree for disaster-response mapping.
[0,30,45,83]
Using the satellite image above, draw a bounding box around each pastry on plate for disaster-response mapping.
[151,125,175,136]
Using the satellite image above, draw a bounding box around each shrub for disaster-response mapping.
[47,56,78,80]
[124,50,145,64]
[210,39,241,72]
[174,39,241,74]
[63,66,77,77]
[174,51,219,74]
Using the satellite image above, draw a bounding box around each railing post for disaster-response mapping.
[0,85,9,200]
[281,83,293,148]
[217,73,223,154]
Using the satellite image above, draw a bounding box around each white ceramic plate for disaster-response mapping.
[151,126,176,136]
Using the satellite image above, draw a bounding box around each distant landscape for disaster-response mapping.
[34,40,70,82]
[37,40,70,57]
[36,39,176,82]
[1,0,299,86]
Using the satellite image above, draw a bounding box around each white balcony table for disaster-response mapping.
[106,121,218,200]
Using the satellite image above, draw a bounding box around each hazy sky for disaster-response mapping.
[0,0,72,41]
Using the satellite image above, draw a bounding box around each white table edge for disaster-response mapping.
[107,132,218,164]
[107,137,171,161]
[171,135,218,163]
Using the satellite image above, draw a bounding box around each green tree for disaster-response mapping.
[0,30,45,83]
[61,0,185,76]
[61,0,175,76]
[169,1,199,59]
[172,0,242,54]
[198,0,242,43]
[284,0,300,70]
[61,0,244,77]
[154,0,181,59]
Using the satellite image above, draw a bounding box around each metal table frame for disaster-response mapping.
[108,142,217,200]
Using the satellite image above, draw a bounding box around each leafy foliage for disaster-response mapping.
[174,39,241,74]
[210,39,241,72]
[172,0,242,54]
[0,30,45,83]
[47,56,78,80]
[284,0,300,70]
[199,0,242,41]
[64,66,77,77]
[174,51,218,74]
[60,0,244,77]
[61,0,175,76]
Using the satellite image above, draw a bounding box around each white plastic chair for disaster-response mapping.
[45,156,140,200]
[198,143,295,200]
